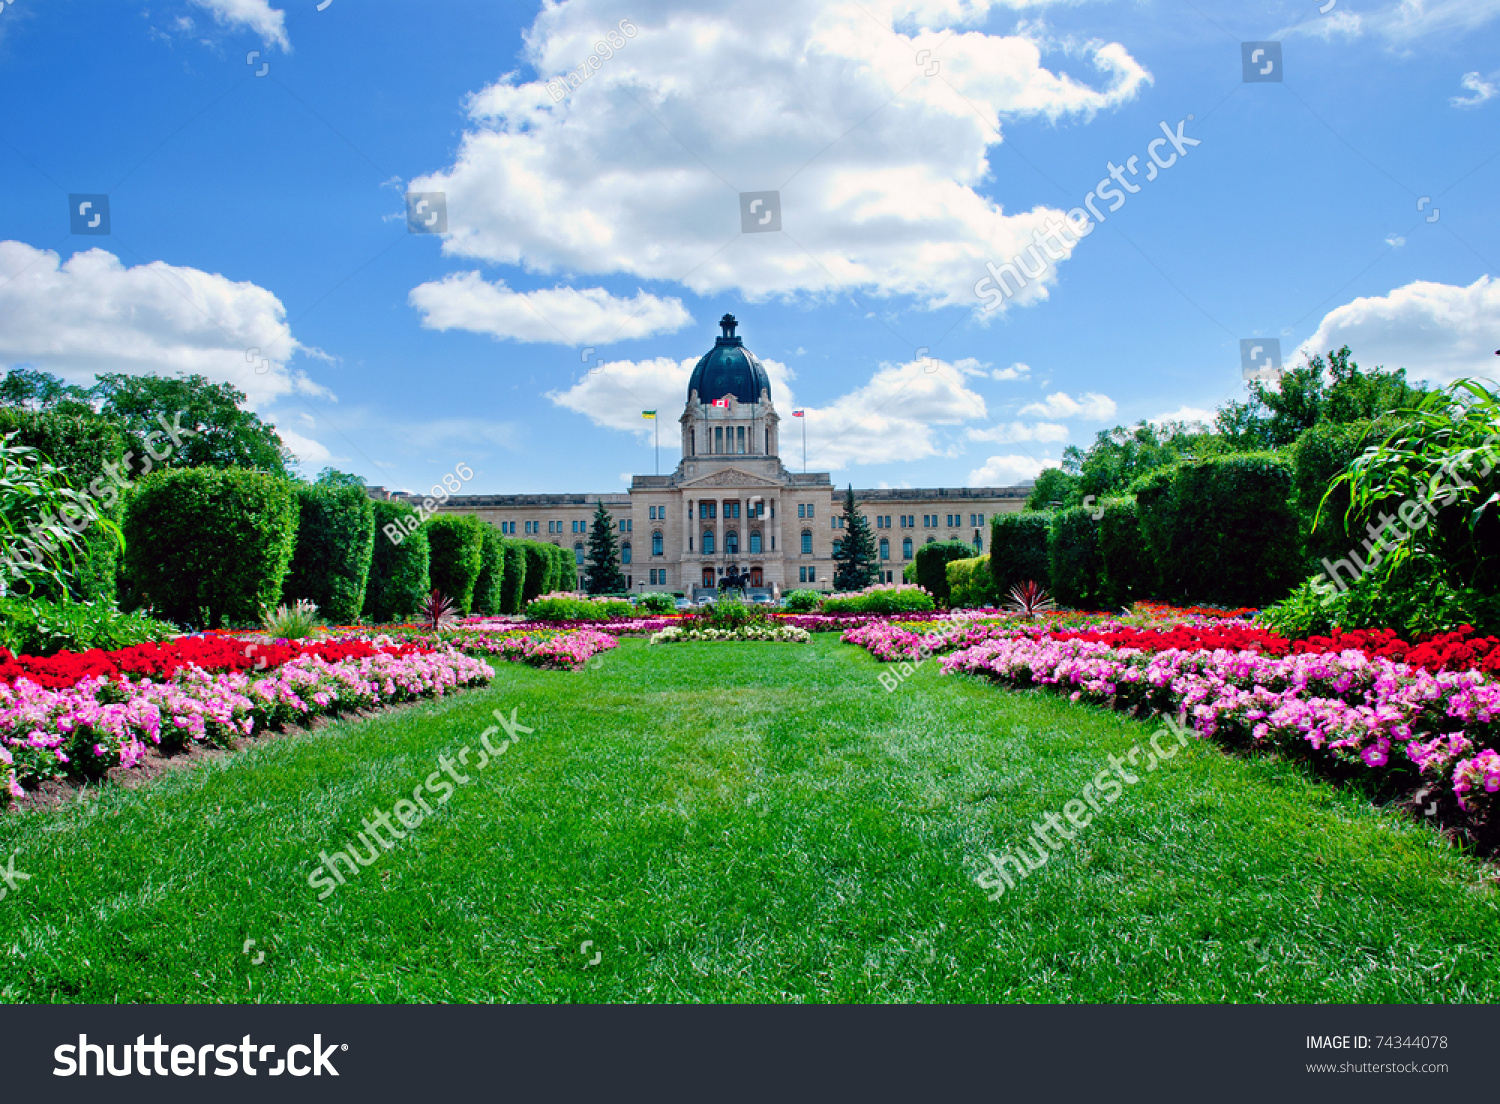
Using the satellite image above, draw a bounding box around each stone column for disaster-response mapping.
[684,499,693,555]
[715,502,724,573]
[772,497,781,557]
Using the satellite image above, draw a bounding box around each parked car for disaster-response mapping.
[674,597,693,611]
[749,593,772,605]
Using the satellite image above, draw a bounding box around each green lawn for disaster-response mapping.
[2,633,1498,1002]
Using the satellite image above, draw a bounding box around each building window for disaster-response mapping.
[749,530,762,554]
[974,529,983,551]
[737,425,746,454]
[926,535,936,544]
[879,538,889,560]
[832,539,842,558]
[807,503,814,519]
[800,529,812,555]
[726,530,739,554]
[797,503,805,519]
[808,567,816,583]
[690,429,696,456]
[902,538,913,558]
[799,566,807,583]
[715,426,724,453]
[703,530,715,555]
[621,542,632,565]
[725,500,740,519]
[573,541,585,565]
[765,427,771,453]
[700,502,716,520]
[652,531,664,556]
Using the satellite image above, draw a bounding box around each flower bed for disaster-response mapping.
[1,648,494,802]
[0,636,431,690]
[650,625,810,644]
[936,631,1500,839]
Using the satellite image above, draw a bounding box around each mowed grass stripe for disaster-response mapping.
[0,634,1496,1003]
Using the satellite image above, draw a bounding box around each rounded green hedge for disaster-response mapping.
[1048,507,1108,611]
[281,483,375,624]
[1098,498,1152,606]
[519,541,552,604]
[472,524,507,616]
[500,540,527,614]
[988,513,1050,596]
[121,467,298,628]
[914,540,975,606]
[425,514,485,615]
[364,500,429,623]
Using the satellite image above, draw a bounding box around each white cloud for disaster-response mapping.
[990,361,1031,380]
[1286,0,1500,43]
[966,419,1068,442]
[408,0,1149,315]
[1294,275,1500,387]
[968,453,1054,486]
[409,272,693,344]
[547,351,987,468]
[1151,405,1217,427]
[1018,390,1116,419]
[1385,234,1406,248]
[1452,71,1498,108]
[0,242,323,408]
[189,0,289,50]
[275,427,334,465]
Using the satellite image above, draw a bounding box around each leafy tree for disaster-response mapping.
[1216,346,1426,450]
[1025,467,1080,511]
[91,373,292,474]
[0,367,93,415]
[315,467,367,489]
[833,484,878,591]
[0,434,119,599]
[584,501,626,594]
[1062,420,1224,503]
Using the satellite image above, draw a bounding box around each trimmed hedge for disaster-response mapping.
[1137,454,1302,607]
[914,540,975,606]
[519,542,552,604]
[1097,498,1152,606]
[988,512,1051,596]
[281,483,375,624]
[1048,508,1108,611]
[945,555,998,609]
[524,595,633,621]
[782,589,819,612]
[472,524,507,616]
[0,407,125,603]
[821,587,935,614]
[363,501,430,623]
[425,514,485,615]
[1292,419,1382,570]
[553,543,577,592]
[121,468,298,628]
[500,541,526,614]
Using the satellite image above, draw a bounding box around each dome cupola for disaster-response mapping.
[686,314,771,405]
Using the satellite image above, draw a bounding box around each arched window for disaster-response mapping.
[726,530,739,554]
[621,542,632,565]
[689,429,695,455]
[749,530,762,554]
[573,541,585,565]
[652,530,664,556]
[702,530,715,555]
[800,529,812,555]
[902,537,913,559]
[926,535,936,545]
[832,539,842,558]
[879,538,889,560]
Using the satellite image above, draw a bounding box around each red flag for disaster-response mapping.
[712,398,730,408]
[792,409,804,417]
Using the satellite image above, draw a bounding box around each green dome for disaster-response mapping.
[687,314,771,405]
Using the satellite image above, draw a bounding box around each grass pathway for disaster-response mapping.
[1,634,1497,1002]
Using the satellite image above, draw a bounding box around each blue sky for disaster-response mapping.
[1,0,1496,495]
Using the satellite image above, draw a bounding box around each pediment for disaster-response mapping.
[680,467,783,490]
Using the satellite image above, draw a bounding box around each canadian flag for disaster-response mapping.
[792,409,804,417]
[712,398,731,408]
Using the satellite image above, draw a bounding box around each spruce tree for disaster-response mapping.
[833,484,879,591]
[584,500,628,594]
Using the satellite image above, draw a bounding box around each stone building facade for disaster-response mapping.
[371,316,1028,594]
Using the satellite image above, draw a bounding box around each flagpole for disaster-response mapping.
[802,413,807,474]
[654,414,659,475]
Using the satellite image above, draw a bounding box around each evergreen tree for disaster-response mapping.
[584,500,627,594]
[833,484,879,591]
